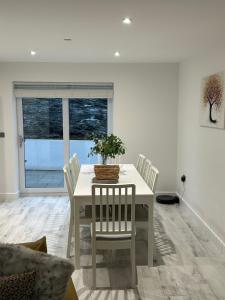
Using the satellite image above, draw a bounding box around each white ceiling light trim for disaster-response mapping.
[122,17,132,24]
[30,50,36,56]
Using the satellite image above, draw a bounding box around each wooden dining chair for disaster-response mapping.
[136,165,159,229]
[69,153,80,188]
[69,158,76,189]
[146,165,159,193]
[63,165,75,258]
[91,184,136,289]
[136,154,146,176]
[142,159,152,183]
[108,155,121,164]
[72,153,80,178]
[64,162,92,258]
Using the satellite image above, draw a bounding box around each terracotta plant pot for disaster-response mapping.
[94,165,120,180]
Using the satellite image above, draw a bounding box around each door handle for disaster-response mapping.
[18,135,24,147]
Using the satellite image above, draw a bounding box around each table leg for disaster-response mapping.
[75,202,80,269]
[148,200,154,267]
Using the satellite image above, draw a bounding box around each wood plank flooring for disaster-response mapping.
[0,196,225,299]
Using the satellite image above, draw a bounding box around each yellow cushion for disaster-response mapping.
[64,279,79,300]
[19,236,47,253]
[19,236,78,300]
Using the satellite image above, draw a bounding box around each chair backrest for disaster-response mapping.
[92,184,136,237]
[147,165,159,193]
[142,159,152,182]
[69,158,77,189]
[136,154,146,175]
[68,153,80,188]
[107,155,121,165]
[63,165,74,214]
[72,153,80,175]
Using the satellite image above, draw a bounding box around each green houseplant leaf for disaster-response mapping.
[89,134,126,164]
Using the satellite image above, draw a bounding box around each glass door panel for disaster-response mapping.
[22,98,64,188]
[69,98,108,164]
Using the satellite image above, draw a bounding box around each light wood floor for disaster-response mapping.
[0,196,225,299]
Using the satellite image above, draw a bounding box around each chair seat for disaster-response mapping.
[91,221,133,240]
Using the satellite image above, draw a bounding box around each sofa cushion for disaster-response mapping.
[19,237,78,300]
[0,244,74,300]
[64,280,78,300]
[0,271,36,300]
[20,236,47,253]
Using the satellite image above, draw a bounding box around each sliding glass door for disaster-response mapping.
[17,97,109,193]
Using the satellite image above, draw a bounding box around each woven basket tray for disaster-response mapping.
[94,165,120,180]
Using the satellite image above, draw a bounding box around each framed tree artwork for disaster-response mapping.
[200,72,225,129]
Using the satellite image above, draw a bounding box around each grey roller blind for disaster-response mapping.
[14,82,114,98]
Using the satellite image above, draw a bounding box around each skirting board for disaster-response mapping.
[177,192,225,257]
[0,192,19,201]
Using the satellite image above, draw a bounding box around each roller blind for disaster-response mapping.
[14,82,114,98]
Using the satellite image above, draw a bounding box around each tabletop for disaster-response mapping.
[74,164,153,199]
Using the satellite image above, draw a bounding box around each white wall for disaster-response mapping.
[0,62,178,197]
[177,47,225,243]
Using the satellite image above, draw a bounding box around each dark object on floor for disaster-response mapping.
[156,195,180,205]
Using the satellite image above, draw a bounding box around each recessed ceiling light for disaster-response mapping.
[64,38,72,41]
[122,17,132,24]
[114,51,120,57]
[30,50,36,56]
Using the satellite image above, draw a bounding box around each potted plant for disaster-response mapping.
[89,134,126,181]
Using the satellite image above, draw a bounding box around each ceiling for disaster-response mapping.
[0,0,225,63]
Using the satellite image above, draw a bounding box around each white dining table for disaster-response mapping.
[73,163,154,269]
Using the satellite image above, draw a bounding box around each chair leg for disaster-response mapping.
[92,238,96,289]
[67,214,73,258]
[131,239,136,288]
